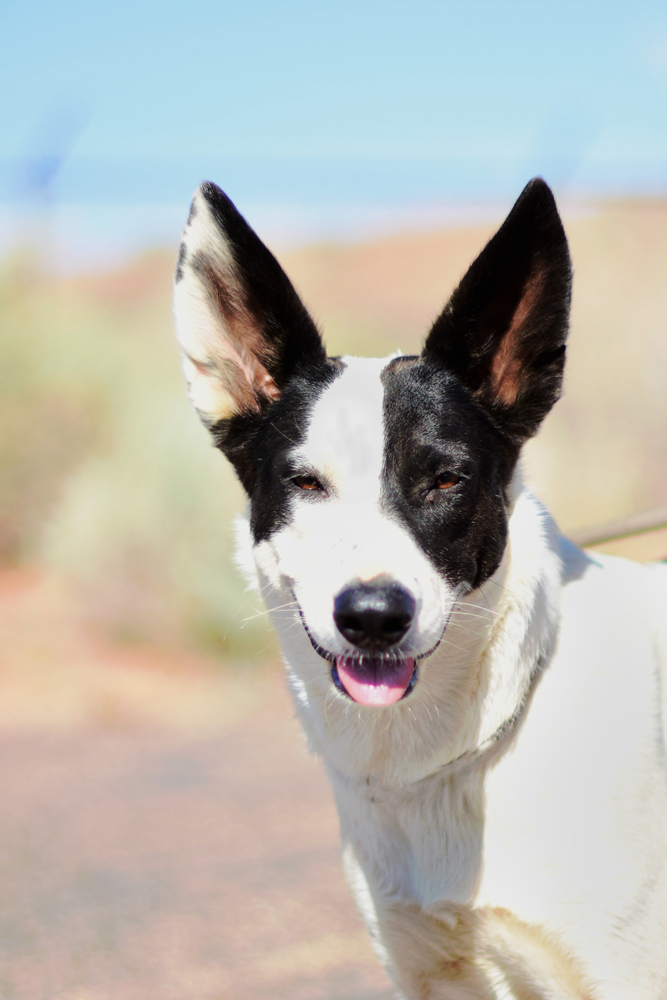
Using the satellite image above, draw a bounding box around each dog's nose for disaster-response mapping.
[333,581,415,650]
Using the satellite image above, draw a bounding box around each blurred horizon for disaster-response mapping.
[2,0,667,656]
[2,0,667,269]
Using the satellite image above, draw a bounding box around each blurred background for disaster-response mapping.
[1,1,667,998]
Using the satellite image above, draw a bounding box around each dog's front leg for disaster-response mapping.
[340,841,494,997]
[373,900,597,1000]
[341,842,594,1000]
[376,900,498,1000]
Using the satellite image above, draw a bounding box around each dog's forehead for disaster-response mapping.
[296,356,390,484]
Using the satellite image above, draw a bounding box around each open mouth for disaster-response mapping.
[332,655,417,707]
[293,595,447,708]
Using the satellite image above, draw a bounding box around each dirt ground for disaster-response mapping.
[1,539,664,1000]
[0,572,395,1000]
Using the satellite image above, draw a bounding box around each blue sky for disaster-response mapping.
[2,0,667,262]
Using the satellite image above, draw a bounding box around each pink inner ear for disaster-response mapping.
[197,259,283,413]
[216,322,283,413]
[222,338,280,409]
[189,350,279,415]
[256,369,281,401]
[489,273,543,407]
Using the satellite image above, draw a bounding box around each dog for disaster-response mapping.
[173,178,667,999]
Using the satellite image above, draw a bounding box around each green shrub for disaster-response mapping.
[0,253,271,656]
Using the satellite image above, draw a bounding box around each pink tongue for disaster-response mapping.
[335,656,415,707]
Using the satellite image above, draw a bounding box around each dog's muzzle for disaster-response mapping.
[331,580,417,707]
[333,580,415,649]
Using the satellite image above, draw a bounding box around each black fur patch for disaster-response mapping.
[174,241,187,283]
[423,177,571,444]
[381,357,517,590]
[212,357,344,542]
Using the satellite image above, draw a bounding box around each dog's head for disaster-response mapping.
[173,180,570,711]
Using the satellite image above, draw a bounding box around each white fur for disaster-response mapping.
[236,356,667,998]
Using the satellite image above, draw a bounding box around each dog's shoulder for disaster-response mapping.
[559,543,667,636]
[554,543,665,707]
[481,542,667,994]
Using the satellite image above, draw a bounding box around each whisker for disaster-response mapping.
[437,635,470,654]
[242,600,298,623]
[269,421,301,447]
[223,590,271,641]
[483,578,513,596]
[453,601,501,617]
[449,609,497,621]
[323,684,339,723]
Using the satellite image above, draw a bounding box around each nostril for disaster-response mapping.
[333,581,415,650]
[339,614,364,638]
[383,616,410,641]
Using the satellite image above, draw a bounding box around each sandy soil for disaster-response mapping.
[0,572,395,1000]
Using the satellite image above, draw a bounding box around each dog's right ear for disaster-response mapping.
[173,181,326,427]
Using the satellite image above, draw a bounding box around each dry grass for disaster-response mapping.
[0,252,269,654]
[0,569,277,731]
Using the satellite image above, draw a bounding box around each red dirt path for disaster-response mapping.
[0,572,395,1000]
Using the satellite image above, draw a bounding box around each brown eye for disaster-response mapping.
[292,475,321,491]
[434,472,460,490]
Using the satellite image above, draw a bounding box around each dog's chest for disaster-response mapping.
[330,767,486,909]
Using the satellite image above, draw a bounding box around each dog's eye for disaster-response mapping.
[434,472,460,490]
[292,475,322,491]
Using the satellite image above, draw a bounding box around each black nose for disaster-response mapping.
[333,581,416,650]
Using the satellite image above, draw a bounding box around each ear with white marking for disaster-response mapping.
[173,181,325,426]
[423,177,571,443]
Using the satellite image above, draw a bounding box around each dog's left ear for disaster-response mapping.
[423,178,571,443]
[173,181,326,427]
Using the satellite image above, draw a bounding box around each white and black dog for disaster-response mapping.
[173,178,667,999]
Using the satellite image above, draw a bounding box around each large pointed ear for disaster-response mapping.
[422,178,571,443]
[173,181,326,426]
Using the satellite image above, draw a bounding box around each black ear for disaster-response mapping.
[173,181,326,426]
[422,178,572,443]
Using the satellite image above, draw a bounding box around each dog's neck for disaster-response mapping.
[469,483,563,761]
[327,649,547,798]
